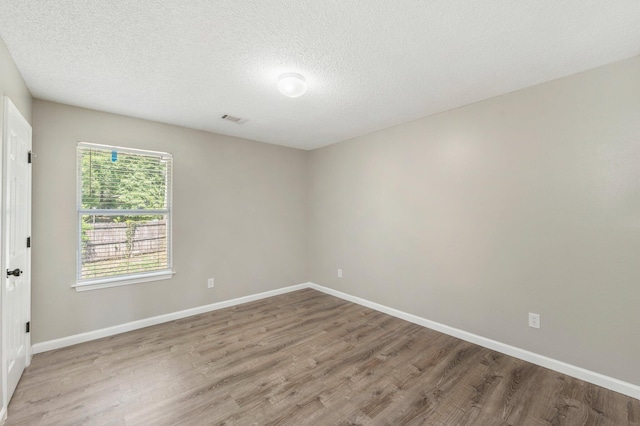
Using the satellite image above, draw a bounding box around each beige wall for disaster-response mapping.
[32,100,308,343]
[0,37,32,124]
[308,56,640,385]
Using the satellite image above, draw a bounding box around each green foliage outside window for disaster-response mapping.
[81,149,168,211]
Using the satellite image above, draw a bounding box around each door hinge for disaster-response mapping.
[26,322,30,333]
[27,237,31,248]
[28,151,32,164]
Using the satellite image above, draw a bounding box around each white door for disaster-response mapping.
[2,97,32,406]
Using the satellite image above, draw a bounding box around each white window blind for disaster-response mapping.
[76,143,173,287]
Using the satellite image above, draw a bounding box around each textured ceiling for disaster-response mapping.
[0,1,639,150]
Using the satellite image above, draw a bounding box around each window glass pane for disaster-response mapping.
[80,148,170,210]
[80,214,169,280]
[77,143,172,285]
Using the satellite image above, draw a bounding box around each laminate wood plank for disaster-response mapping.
[6,289,639,425]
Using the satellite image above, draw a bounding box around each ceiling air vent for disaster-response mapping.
[221,114,247,124]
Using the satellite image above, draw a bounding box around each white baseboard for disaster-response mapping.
[31,281,639,400]
[0,406,6,425]
[32,283,308,354]
[308,283,640,400]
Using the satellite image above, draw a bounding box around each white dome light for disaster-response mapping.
[277,73,307,98]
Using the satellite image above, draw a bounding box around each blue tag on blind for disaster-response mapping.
[111,151,118,162]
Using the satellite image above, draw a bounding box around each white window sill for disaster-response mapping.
[73,270,175,292]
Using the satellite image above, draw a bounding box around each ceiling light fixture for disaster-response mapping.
[277,73,307,98]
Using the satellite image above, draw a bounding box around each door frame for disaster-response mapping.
[1,96,32,419]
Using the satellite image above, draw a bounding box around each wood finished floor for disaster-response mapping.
[6,289,639,425]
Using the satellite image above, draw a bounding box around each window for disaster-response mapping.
[75,143,173,291]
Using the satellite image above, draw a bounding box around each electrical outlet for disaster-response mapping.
[528,313,540,329]
[207,278,215,288]
[337,269,342,278]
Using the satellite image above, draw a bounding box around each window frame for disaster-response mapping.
[73,142,174,291]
